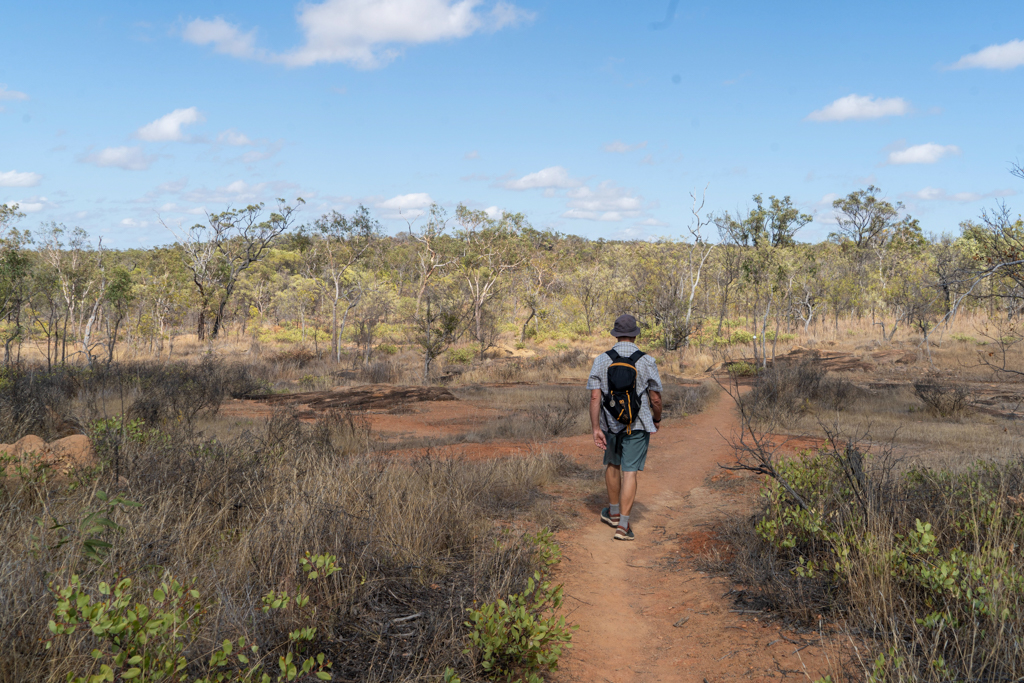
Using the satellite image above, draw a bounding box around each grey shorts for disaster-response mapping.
[603,430,650,472]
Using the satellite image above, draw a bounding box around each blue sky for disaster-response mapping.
[2,1,1022,247]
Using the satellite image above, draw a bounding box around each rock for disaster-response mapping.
[49,435,96,469]
[11,435,47,457]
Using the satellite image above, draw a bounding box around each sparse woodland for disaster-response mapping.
[1,178,1023,375]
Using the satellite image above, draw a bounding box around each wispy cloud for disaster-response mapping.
[0,84,29,101]
[136,107,204,142]
[911,187,1016,202]
[0,170,43,187]
[563,181,644,222]
[887,143,961,165]
[806,94,910,122]
[949,39,1024,70]
[217,128,253,146]
[81,146,157,171]
[602,140,647,153]
[503,166,583,190]
[183,1,534,69]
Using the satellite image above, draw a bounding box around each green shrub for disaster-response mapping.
[726,361,759,376]
[376,343,399,355]
[463,529,576,683]
[46,553,338,682]
[447,347,475,365]
[950,333,977,344]
[728,330,754,345]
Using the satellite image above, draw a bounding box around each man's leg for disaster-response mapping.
[605,463,621,505]
[619,470,637,517]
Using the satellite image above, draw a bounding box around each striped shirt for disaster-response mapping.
[586,341,663,434]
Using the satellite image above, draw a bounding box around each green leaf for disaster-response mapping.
[121,669,141,680]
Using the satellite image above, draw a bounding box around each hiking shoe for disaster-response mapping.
[600,506,620,528]
[614,525,634,541]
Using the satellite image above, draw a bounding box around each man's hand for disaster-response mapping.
[589,388,605,450]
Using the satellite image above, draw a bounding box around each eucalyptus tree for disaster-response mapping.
[0,205,31,365]
[309,205,379,362]
[169,198,302,341]
[453,204,527,358]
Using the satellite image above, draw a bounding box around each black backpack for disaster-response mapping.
[602,349,646,434]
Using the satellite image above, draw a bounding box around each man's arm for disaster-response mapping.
[590,389,607,450]
[650,391,663,426]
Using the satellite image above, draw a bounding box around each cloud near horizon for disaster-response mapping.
[503,166,583,190]
[183,1,534,69]
[912,187,1016,202]
[807,94,910,122]
[949,39,1024,70]
[887,143,961,165]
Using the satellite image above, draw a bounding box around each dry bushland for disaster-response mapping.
[0,361,574,683]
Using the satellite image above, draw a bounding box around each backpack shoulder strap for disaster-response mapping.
[605,349,620,362]
[627,350,645,364]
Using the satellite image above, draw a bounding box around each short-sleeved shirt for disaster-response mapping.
[587,341,663,434]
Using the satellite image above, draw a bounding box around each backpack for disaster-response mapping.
[602,349,646,434]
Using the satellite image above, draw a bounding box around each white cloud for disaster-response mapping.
[0,170,42,187]
[136,107,204,142]
[0,84,29,101]
[912,187,1017,202]
[121,218,150,228]
[602,140,647,153]
[218,129,253,146]
[5,197,48,213]
[81,146,157,171]
[377,192,433,219]
[185,1,533,69]
[806,94,910,122]
[378,192,433,210]
[950,39,1024,70]
[504,166,583,190]
[563,182,644,222]
[182,17,261,59]
[887,143,961,165]
[484,205,501,219]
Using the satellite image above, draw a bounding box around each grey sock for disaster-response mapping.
[619,514,629,530]
[610,504,619,516]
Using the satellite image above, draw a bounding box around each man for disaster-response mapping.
[587,314,663,541]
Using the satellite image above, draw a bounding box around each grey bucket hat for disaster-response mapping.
[610,314,640,338]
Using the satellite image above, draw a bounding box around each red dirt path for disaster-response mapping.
[549,389,835,683]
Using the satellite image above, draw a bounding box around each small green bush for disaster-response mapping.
[950,333,977,344]
[726,361,759,376]
[728,330,754,345]
[447,347,475,365]
[463,529,576,683]
[376,343,399,356]
[46,553,338,682]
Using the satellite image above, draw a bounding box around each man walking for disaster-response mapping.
[587,314,663,541]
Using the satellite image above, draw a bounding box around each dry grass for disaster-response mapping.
[0,361,578,683]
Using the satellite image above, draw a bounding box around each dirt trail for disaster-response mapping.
[551,389,833,683]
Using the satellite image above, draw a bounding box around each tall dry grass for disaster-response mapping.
[0,361,567,683]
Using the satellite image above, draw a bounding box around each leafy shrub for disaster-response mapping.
[464,529,575,683]
[719,441,1024,683]
[950,333,978,344]
[299,374,333,391]
[447,347,475,365]
[726,361,759,376]
[728,330,755,345]
[46,554,337,682]
[376,343,399,355]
